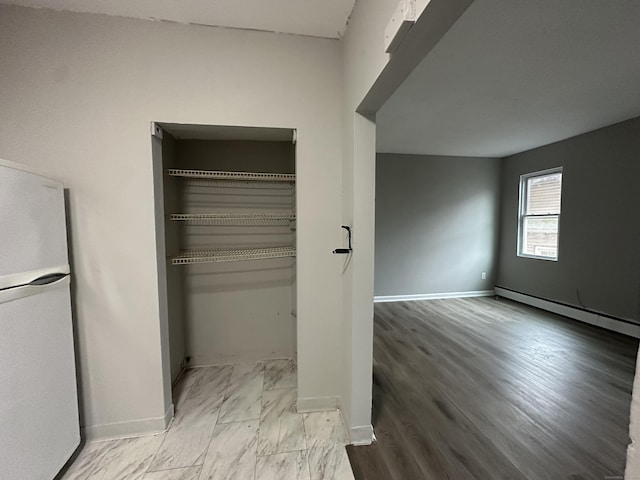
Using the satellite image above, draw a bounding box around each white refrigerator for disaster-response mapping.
[0,159,80,479]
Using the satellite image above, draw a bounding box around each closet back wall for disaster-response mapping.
[176,140,295,172]
[174,140,296,367]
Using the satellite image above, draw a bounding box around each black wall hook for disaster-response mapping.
[333,225,352,254]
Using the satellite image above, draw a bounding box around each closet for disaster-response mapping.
[152,123,297,394]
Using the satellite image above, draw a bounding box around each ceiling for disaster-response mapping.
[0,0,356,38]
[377,0,640,158]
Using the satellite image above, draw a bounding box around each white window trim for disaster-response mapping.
[517,166,563,261]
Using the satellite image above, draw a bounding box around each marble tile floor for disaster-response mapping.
[60,359,355,480]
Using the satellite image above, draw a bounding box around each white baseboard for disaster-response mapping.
[164,403,175,430]
[296,396,339,413]
[82,404,173,442]
[172,365,189,389]
[374,290,495,303]
[495,287,640,339]
[301,397,372,446]
[349,424,374,445]
[189,350,293,368]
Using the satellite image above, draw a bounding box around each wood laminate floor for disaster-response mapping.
[347,297,639,480]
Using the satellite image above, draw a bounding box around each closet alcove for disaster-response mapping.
[152,123,298,403]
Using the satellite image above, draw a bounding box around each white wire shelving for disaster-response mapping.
[180,179,295,190]
[171,246,296,265]
[168,169,295,182]
[168,168,296,265]
[169,212,295,225]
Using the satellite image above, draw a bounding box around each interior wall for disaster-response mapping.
[375,153,500,297]
[0,4,343,439]
[497,116,640,324]
[175,140,295,172]
[150,134,174,419]
[161,133,186,384]
[341,0,399,441]
[173,140,296,365]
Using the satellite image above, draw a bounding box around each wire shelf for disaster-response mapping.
[170,213,295,225]
[171,246,296,265]
[181,179,295,190]
[168,169,295,183]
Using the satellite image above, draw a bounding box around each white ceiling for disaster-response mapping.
[377,0,640,158]
[0,0,356,38]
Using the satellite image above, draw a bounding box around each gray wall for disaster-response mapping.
[173,140,296,366]
[497,117,640,323]
[0,4,344,439]
[161,133,187,384]
[176,140,295,173]
[375,154,501,296]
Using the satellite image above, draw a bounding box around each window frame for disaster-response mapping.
[517,167,563,261]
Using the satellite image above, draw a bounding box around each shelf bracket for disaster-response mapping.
[333,225,352,254]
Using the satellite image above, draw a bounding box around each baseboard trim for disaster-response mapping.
[374,290,495,303]
[172,366,188,389]
[495,287,640,339]
[164,403,175,430]
[349,424,374,446]
[189,351,293,368]
[82,404,173,442]
[297,396,339,413]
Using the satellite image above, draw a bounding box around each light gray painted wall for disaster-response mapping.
[340,0,398,439]
[175,140,295,173]
[0,4,343,439]
[150,134,173,418]
[161,133,186,383]
[497,117,640,323]
[375,154,500,296]
[172,140,296,365]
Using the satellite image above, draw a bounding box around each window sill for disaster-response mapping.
[517,253,558,262]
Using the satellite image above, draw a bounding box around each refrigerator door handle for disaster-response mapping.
[0,275,70,305]
[27,272,69,286]
[0,264,70,290]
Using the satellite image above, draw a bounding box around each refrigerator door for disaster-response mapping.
[0,275,80,480]
[0,160,69,289]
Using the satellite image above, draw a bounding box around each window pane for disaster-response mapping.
[522,216,558,258]
[526,173,562,215]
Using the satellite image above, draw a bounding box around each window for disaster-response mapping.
[518,167,563,260]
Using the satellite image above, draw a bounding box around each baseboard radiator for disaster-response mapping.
[495,287,640,339]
